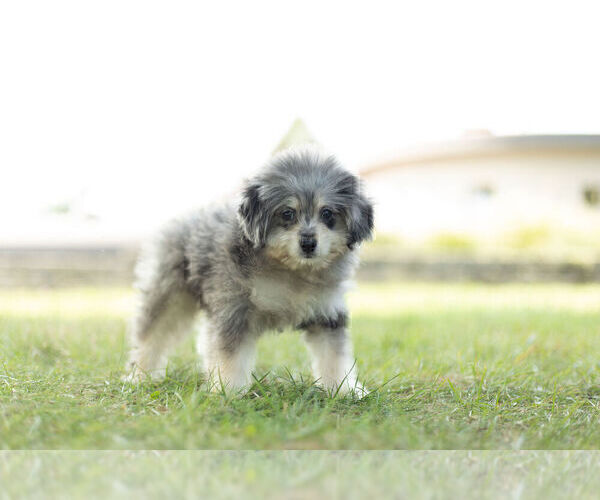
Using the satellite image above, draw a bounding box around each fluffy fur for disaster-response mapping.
[126,147,374,394]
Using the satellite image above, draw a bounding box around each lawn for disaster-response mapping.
[1,282,600,449]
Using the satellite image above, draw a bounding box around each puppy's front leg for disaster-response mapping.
[199,319,256,393]
[302,317,367,396]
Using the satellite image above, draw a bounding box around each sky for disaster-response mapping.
[1,1,600,244]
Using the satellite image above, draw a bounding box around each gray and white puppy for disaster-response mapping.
[126,146,374,394]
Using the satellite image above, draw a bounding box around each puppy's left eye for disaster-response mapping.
[320,208,334,222]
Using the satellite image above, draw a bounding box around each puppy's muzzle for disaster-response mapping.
[300,232,317,257]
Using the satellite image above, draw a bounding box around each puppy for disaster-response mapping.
[126,146,374,394]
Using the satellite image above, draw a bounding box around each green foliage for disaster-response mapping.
[1,284,600,449]
[506,225,553,250]
[427,233,477,253]
[46,202,72,215]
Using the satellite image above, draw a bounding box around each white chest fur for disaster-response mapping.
[249,273,348,326]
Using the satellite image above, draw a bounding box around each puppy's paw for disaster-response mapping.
[351,382,370,399]
[121,370,144,384]
[204,373,249,395]
[326,379,370,399]
[121,364,166,384]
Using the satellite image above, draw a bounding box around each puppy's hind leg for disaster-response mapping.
[126,287,198,382]
[125,225,199,382]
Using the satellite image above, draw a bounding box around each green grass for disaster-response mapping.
[1,283,600,449]
[3,451,600,499]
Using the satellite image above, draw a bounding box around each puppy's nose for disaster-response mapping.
[300,232,317,255]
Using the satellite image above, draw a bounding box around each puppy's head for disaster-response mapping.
[238,147,374,270]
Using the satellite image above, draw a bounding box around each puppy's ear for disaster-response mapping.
[345,177,374,249]
[238,183,270,248]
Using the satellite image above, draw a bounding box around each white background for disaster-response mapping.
[2,1,599,244]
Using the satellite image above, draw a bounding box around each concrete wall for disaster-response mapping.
[3,247,600,286]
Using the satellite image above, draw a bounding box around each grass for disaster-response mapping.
[3,451,600,499]
[1,283,600,449]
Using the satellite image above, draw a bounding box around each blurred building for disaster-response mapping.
[5,132,600,286]
[360,135,600,239]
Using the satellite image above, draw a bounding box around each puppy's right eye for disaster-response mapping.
[281,208,296,222]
